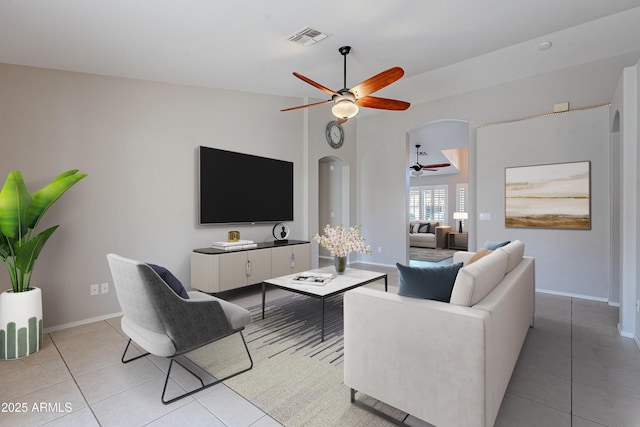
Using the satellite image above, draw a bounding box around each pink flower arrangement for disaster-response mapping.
[313,224,372,258]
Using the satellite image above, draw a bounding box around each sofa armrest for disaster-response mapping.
[453,250,476,265]
[344,287,490,427]
[435,225,451,249]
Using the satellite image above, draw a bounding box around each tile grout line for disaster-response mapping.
[49,328,104,426]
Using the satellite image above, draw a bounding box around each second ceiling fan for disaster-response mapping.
[410,144,451,172]
[281,46,410,123]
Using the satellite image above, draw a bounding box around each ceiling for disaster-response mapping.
[5,1,639,180]
[2,0,640,112]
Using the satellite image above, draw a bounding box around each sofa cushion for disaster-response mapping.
[485,240,510,250]
[396,262,463,302]
[449,250,509,307]
[147,263,190,299]
[497,240,525,273]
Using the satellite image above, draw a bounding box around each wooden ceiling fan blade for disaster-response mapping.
[351,67,405,98]
[280,99,332,112]
[357,96,410,110]
[293,72,337,96]
[421,163,451,170]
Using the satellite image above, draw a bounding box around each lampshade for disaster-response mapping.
[453,212,468,220]
[332,100,359,119]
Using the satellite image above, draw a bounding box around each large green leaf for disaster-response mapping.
[14,225,58,275]
[0,171,32,239]
[26,170,87,229]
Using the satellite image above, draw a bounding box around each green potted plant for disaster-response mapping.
[0,169,86,359]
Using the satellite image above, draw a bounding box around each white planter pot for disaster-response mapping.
[0,287,43,359]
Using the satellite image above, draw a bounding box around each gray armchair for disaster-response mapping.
[106,253,253,404]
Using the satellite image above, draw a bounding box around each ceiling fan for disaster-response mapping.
[410,144,451,172]
[281,46,410,123]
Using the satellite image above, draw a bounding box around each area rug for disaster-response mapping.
[409,246,457,263]
[187,290,406,426]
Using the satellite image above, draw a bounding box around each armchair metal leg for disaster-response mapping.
[161,330,254,405]
[121,339,150,364]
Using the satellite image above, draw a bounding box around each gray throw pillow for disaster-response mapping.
[484,240,510,250]
[147,263,190,299]
[396,262,463,302]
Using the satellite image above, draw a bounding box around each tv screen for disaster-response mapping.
[199,146,294,224]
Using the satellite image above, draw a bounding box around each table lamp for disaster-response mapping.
[453,212,468,233]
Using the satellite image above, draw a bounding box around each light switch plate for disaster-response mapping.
[479,213,491,221]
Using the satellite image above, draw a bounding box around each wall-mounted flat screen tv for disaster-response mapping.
[199,146,294,224]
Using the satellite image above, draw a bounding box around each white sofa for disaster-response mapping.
[344,240,534,427]
[409,220,451,249]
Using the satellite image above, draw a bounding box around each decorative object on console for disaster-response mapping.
[453,211,468,233]
[281,45,410,123]
[228,230,240,242]
[313,224,371,274]
[210,240,257,251]
[0,169,87,359]
[272,222,290,242]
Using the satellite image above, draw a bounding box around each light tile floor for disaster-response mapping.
[1,261,639,426]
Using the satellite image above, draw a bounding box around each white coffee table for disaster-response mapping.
[261,266,388,341]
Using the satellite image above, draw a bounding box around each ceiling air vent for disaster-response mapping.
[286,26,329,46]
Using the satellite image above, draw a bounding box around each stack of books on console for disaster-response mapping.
[210,240,257,251]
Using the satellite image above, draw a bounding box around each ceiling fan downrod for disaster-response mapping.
[338,46,351,90]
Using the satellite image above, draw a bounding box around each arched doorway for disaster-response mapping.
[406,119,470,263]
[610,111,621,306]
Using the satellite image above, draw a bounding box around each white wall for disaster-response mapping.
[358,53,638,267]
[0,63,306,329]
[477,107,610,299]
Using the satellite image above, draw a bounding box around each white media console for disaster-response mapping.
[190,240,311,293]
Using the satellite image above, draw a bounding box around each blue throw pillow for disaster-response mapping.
[147,263,189,299]
[484,240,510,250]
[396,262,463,302]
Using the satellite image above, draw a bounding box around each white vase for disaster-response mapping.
[0,287,43,359]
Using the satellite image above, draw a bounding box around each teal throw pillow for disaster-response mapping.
[485,240,510,250]
[396,262,463,302]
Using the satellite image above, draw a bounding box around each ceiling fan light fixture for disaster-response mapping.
[332,100,359,119]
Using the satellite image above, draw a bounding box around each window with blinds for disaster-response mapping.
[409,185,448,222]
[456,183,469,227]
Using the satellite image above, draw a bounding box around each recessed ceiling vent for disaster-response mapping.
[286,26,329,46]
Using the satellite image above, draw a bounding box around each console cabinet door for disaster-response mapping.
[218,251,250,291]
[191,252,220,293]
[271,244,311,278]
[247,249,272,285]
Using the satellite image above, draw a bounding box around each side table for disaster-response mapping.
[448,232,468,250]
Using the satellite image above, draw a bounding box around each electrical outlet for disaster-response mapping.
[100,282,109,294]
[90,284,99,296]
[377,247,382,253]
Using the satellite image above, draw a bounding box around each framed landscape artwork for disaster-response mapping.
[505,161,591,230]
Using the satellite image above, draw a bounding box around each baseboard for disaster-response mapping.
[43,311,124,334]
[618,323,635,339]
[635,335,640,351]
[608,301,621,307]
[536,288,608,303]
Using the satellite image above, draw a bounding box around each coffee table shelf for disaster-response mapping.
[262,267,388,341]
